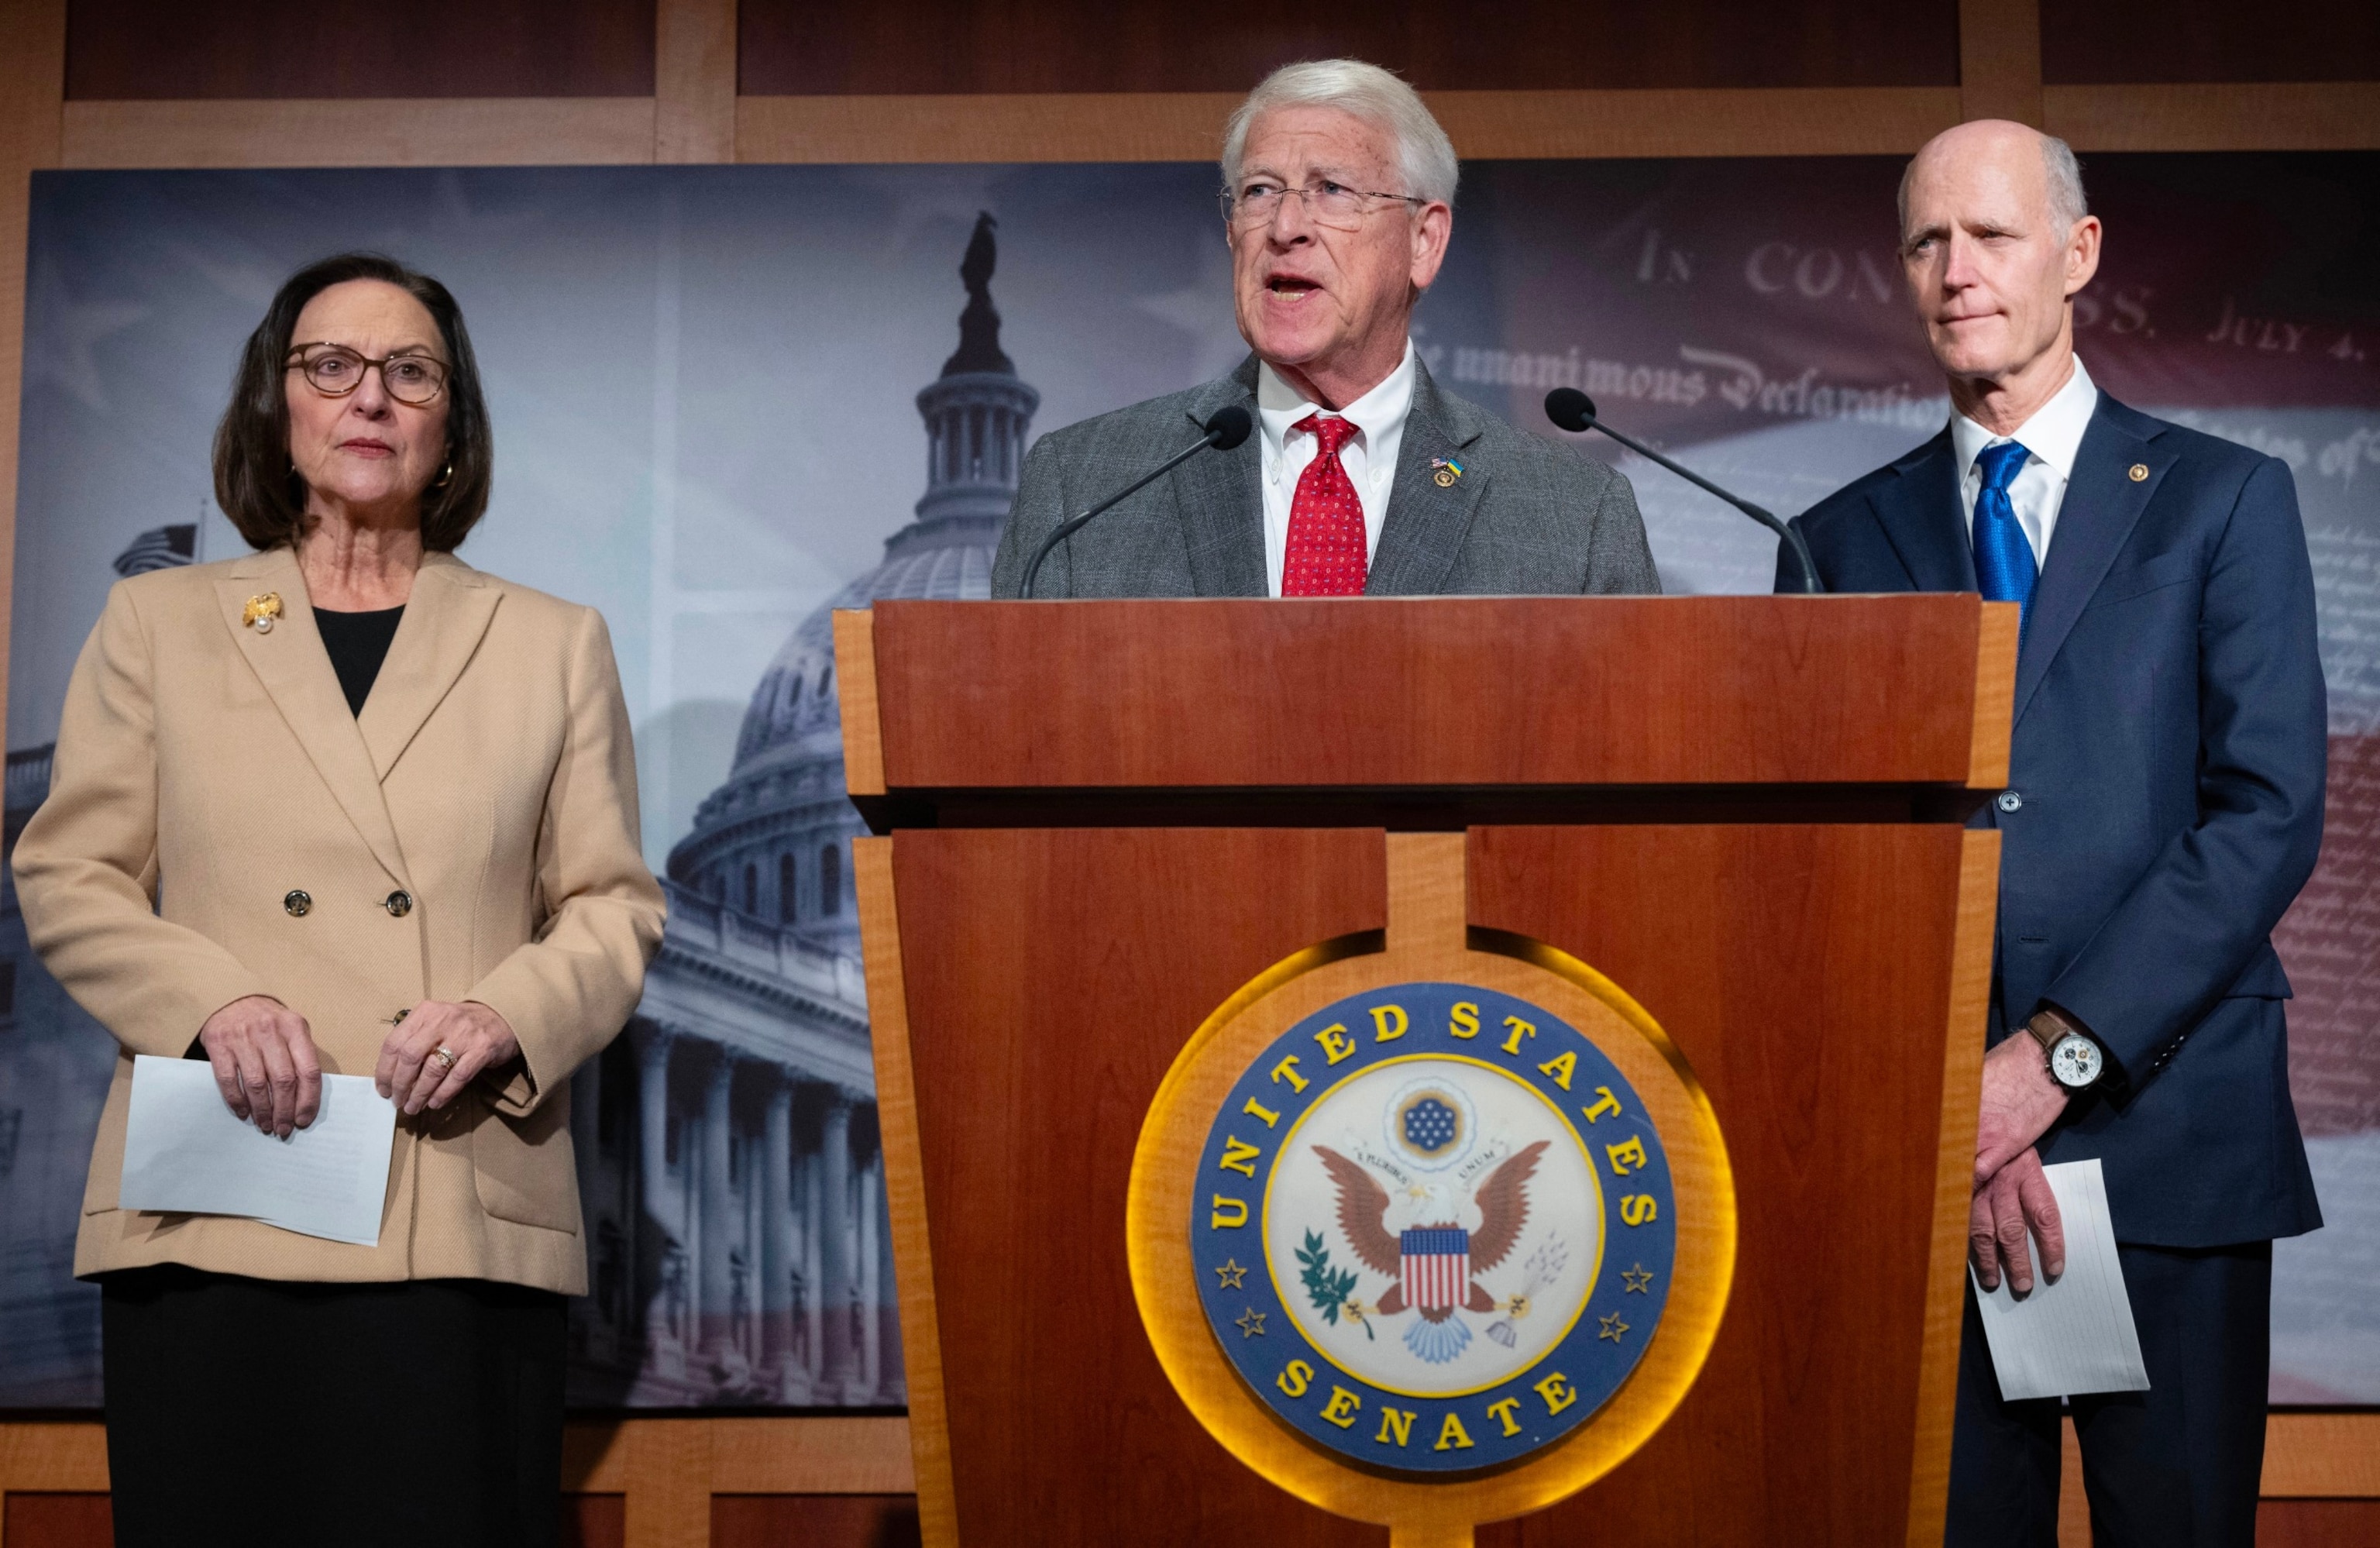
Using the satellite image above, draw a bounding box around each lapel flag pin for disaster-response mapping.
[1431,456,1465,488]
[242,593,283,635]
[2128,463,2149,482]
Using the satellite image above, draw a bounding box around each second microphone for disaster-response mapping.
[1020,407,1253,600]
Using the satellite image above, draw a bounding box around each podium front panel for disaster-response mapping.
[861,821,1989,1547]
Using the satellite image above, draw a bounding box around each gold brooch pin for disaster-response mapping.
[1430,456,1465,489]
[242,593,283,635]
[2128,463,2149,483]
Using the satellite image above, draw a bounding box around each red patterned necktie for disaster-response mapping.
[1281,414,1367,597]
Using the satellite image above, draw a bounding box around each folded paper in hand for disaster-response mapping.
[119,1054,397,1247]
[1969,1157,2151,1402]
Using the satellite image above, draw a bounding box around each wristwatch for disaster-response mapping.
[2026,1009,2104,1091]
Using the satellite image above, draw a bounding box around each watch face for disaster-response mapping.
[2049,1034,2103,1089]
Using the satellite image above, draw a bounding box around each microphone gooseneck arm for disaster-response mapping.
[1020,406,1254,600]
[1544,389,1823,594]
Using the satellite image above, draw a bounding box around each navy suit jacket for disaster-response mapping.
[1780,393,2325,1247]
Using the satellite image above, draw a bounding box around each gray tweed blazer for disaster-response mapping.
[989,355,1660,598]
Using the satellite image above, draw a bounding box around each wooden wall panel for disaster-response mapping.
[2257,1499,2380,1546]
[0,1491,721,1548]
[2043,84,2380,153]
[564,1494,626,1548]
[0,1416,913,1547]
[656,0,735,163]
[737,0,1962,96]
[2042,0,2380,85]
[64,0,655,99]
[1427,86,1966,160]
[889,827,1388,1546]
[736,86,1971,166]
[0,1491,918,1548]
[1,1492,110,1548]
[1467,824,1973,1546]
[0,0,64,746]
[2268,1413,2380,1497]
[58,97,660,169]
[712,1495,921,1547]
[1959,0,2044,126]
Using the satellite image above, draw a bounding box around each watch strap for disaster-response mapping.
[2024,1009,2070,1054]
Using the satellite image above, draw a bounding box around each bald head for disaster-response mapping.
[1896,119,2103,432]
[1899,120,2087,240]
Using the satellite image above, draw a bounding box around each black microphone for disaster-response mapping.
[1020,406,1254,599]
[1545,388,1822,594]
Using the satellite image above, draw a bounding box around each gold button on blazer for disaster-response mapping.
[12,547,666,1294]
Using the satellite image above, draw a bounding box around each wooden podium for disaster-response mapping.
[834,596,2014,1548]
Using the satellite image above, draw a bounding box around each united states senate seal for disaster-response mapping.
[1127,837,1732,1532]
[1191,981,1676,1474]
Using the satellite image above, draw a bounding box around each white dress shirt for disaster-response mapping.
[1256,340,1415,597]
[1948,353,2100,570]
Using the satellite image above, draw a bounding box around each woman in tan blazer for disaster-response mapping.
[12,253,665,1548]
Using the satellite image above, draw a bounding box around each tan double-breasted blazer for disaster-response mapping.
[12,545,665,1294]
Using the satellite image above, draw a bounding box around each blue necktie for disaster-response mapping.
[1972,439,2038,628]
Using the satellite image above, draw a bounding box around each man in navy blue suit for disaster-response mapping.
[1780,120,2326,1545]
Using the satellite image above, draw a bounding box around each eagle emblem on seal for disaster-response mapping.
[1312,1138,1548,1363]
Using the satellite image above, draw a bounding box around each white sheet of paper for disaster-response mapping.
[1969,1157,2151,1401]
[119,1054,397,1247]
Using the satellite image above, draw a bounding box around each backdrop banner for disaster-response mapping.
[4,153,2375,1409]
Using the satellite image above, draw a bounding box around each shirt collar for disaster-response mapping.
[1256,339,1417,459]
[1949,354,2100,482]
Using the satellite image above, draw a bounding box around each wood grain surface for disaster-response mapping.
[874,817,1986,1544]
[1967,604,2019,789]
[0,1491,926,1548]
[2268,1414,2380,1498]
[833,611,886,799]
[855,838,959,1548]
[1908,831,2001,1545]
[2041,0,2380,83]
[0,0,63,727]
[735,86,1967,165]
[1,1495,112,1548]
[868,597,2003,797]
[2041,82,2380,151]
[889,827,1389,1546]
[58,96,659,168]
[711,1495,921,1548]
[1467,824,1979,1546]
[64,0,655,99]
[734,0,1961,95]
[0,1417,912,1548]
[2251,1499,2380,1547]
[655,0,734,163]
[1959,0,2045,126]
[566,1495,625,1548]
[42,83,2380,174]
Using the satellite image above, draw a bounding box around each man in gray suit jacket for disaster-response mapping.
[992,60,1658,600]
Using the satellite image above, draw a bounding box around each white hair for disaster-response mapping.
[1221,59,1459,208]
[2040,134,2089,229]
[1897,126,2089,234]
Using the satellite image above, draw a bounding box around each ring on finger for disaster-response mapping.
[428,1045,458,1072]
